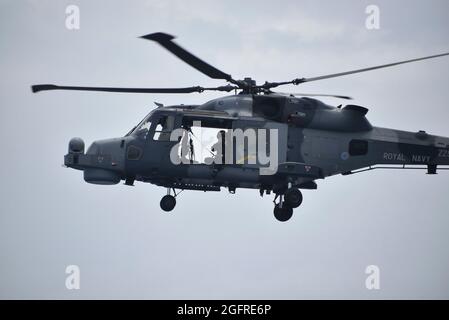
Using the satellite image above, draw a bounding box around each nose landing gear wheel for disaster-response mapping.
[284,187,303,208]
[273,203,293,222]
[160,195,176,212]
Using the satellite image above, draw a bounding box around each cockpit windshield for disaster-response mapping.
[126,112,153,138]
[126,111,176,141]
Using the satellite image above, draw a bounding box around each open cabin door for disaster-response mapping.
[177,112,235,166]
[177,113,287,172]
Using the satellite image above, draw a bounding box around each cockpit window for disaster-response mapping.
[129,113,153,139]
[129,112,176,141]
[153,115,175,141]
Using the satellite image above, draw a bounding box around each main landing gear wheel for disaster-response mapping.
[160,195,176,212]
[284,187,303,208]
[273,203,293,222]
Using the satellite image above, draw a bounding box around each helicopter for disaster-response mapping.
[31,32,449,222]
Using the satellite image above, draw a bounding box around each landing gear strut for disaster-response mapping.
[273,187,303,222]
[160,188,177,212]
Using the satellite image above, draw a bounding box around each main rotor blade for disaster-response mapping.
[297,52,449,84]
[141,32,235,83]
[274,92,353,100]
[31,84,237,94]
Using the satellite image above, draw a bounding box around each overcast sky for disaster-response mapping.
[1,0,449,299]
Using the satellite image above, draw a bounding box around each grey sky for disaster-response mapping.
[1,0,449,299]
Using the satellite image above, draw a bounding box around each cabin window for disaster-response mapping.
[152,115,175,141]
[349,139,368,156]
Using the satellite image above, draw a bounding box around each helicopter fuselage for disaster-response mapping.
[64,94,449,195]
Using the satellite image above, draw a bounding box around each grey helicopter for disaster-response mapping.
[31,32,449,222]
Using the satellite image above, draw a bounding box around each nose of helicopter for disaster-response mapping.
[86,138,125,162]
[64,137,129,185]
[82,138,127,184]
